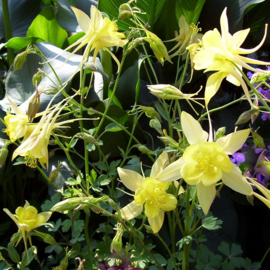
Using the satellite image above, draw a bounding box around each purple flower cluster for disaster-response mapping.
[231,143,270,190]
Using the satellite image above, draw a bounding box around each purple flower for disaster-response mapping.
[231,152,245,165]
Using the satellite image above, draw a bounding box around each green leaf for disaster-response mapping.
[176,235,193,250]
[105,123,123,132]
[196,244,223,270]
[41,193,61,211]
[27,6,68,48]
[218,242,243,257]
[7,244,20,263]
[176,0,206,24]
[21,246,35,266]
[65,177,81,186]
[96,175,111,186]
[5,37,43,51]
[62,219,72,232]
[202,216,223,230]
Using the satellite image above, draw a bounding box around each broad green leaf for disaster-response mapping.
[0,42,106,113]
[176,0,206,24]
[7,244,20,263]
[0,0,42,40]
[21,247,35,266]
[27,6,68,48]
[98,0,166,31]
[5,37,43,52]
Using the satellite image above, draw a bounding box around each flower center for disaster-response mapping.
[196,156,214,172]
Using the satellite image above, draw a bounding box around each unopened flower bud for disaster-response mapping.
[215,127,226,140]
[32,70,42,86]
[13,50,28,72]
[252,130,265,149]
[135,144,155,155]
[75,132,100,145]
[0,141,9,168]
[28,87,40,122]
[110,223,124,254]
[33,231,57,245]
[49,163,62,182]
[235,107,259,125]
[84,61,97,72]
[119,3,133,20]
[149,118,162,134]
[137,106,162,122]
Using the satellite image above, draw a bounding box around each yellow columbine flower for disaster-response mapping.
[64,5,128,67]
[118,152,182,233]
[12,96,81,169]
[190,8,270,107]
[167,15,202,59]
[3,201,51,253]
[176,112,252,215]
[4,96,30,142]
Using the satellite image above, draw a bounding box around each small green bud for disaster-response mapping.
[110,223,125,254]
[135,144,155,155]
[49,162,62,182]
[32,70,42,86]
[28,87,40,122]
[32,231,57,245]
[75,132,100,145]
[215,127,226,140]
[0,144,9,168]
[119,3,133,20]
[235,107,259,125]
[149,118,162,134]
[13,50,28,71]
[252,130,265,149]
[84,61,97,72]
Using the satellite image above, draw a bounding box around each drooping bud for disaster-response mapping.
[32,70,42,86]
[32,231,57,245]
[28,87,40,123]
[49,162,63,182]
[75,132,101,145]
[119,3,133,20]
[110,223,125,254]
[149,118,162,134]
[0,140,10,168]
[13,46,35,72]
[135,144,155,155]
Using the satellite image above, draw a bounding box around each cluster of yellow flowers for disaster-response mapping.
[4,95,77,169]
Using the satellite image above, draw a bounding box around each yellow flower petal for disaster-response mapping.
[148,210,164,233]
[216,129,250,155]
[151,152,168,178]
[181,162,203,185]
[181,111,208,145]
[117,167,143,192]
[120,201,143,220]
[222,165,253,195]
[201,167,222,186]
[196,182,216,215]
[71,6,91,33]
[145,201,160,218]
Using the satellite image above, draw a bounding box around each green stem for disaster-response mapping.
[156,233,178,270]
[94,54,127,138]
[167,211,176,254]
[36,165,57,190]
[261,246,270,265]
[2,0,14,66]
[179,53,190,91]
